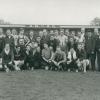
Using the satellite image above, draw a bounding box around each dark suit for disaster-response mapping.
[85,36,96,70]
[4,36,15,51]
[76,49,86,61]
[95,35,100,71]
[0,36,5,54]
[48,39,59,52]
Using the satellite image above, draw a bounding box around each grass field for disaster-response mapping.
[0,70,100,100]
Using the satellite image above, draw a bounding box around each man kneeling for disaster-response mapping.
[2,44,15,72]
[41,43,53,70]
[76,43,89,73]
[51,46,66,71]
[14,46,25,71]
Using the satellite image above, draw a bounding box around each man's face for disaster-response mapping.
[29,31,34,36]
[6,29,11,36]
[54,30,59,36]
[36,47,40,52]
[0,58,2,64]
[20,30,24,35]
[77,32,81,37]
[12,29,17,35]
[60,30,64,36]
[44,43,48,49]
[26,45,31,51]
[39,31,43,37]
[17,47,21,52]
[56,47,61,52]
[81,43,85,49]
[50,30,54,34]
[69,37,74,43]
[88,32,92,37]
[5,44,10,50]
[43,29,47,36]
[50,36,54,40]
[49,46,53,51]
[70,48,74,53]
[77,44,82,50]
[99,32,100,36]
[65,29,69,36]
[19,39,24,45]
[65,37,68,42]
[71,31,75,36]
[36,37,41,42]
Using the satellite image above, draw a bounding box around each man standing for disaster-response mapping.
[95,32,100,71]
[0,28,5,54]
[12,28,18,46]
[58,29,68,54]
[4,29,15,51]
[48,35,59,52]
[41,43,53,70]
[28,30,35,45]
[51,46,66,71]
[85,30,96,71]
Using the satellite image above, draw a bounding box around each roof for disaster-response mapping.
[0,24,100,29]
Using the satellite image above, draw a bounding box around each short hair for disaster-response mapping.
[56,46,61,49]
[16,45,20,48]
[44,42,48,45]
[20,28,24,31]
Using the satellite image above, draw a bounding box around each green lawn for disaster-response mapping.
[0,70,100,100]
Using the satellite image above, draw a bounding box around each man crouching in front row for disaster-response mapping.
[67,43,89,73]
[76,43,89,73]
[50,46,66,71]
[42,44,66,71]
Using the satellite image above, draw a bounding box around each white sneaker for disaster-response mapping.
[45,66,49,70]
[83,70,86,73]
[5,68,9,72]
[31,67,34,71]
[76,70,78,72]
[68,69,70,72]
[15,66,20,71]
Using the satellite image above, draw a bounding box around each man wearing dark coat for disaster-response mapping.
[85,31,96,71]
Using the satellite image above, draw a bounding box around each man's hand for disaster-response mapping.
[58,61,62,65]
[91,51,94,54]
[53,61,59,66]
[67,61,71,64]
[8,61,12,64]
[98,49,100,52]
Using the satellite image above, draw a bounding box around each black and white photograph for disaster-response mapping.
[0,0,100,100]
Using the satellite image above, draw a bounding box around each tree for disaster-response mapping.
[90,17,100,26]
[0,19,11,24]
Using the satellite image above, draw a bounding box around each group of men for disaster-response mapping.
[0,27,100,73]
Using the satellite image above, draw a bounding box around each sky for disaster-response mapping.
[0,0,100,25]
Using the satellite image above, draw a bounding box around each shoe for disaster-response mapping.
[68,69,70,72]
[5,68,9,72]
[15,66,20,71]
[83,70,86,73]
[76,70,78,72]
[55,68,57,71]
[31,67,34,71]
[45,66,49,70]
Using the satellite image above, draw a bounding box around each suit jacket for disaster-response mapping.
[76,49,86,60]
[4,36,15,50]
[2,49,14,64]
[85,36,95,53]
[95,35,100,52]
